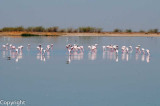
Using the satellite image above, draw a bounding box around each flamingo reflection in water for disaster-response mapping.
[0,43,151,63]
[88,44,98,60]
[121,45,133,61]
[36,44,53,62]
[102,44,136,62]
[102,44,118,62]
[66,52,84,64]
[136,53,150,63]
[105,50,118,62]
[135,45,150,63]
[121,52,131,62]
[88,51,97,61]
[1,43,24,62]
[66,44,84,64]
[37,53,46,62]
[11,45,24,62]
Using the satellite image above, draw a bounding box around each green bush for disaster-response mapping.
[148,29,158,33]
[73,29,78,33]
[0,26,103,33]
[47,27,54,32]
[139,30,145,33]
[2,26,25,32]
[32,26,45,32]
[59,29,66,32]
[95,28,102,33]
[16,26,25,31]
[113,29,122,32]
[47,26,59,32]
[79,27,102,33]
[26,27,34,32]
[67,28,73,33]
[125,29,132,33]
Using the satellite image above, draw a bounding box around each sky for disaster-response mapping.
[0,0,160,31]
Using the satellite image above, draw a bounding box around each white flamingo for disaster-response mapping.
[146,49,150,56]
[121,46,126,53]
[135,46,141,53]
[141,48,145,55]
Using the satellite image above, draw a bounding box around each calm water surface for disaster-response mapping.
[0,36,160,106]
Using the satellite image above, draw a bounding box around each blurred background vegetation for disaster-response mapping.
[113,28,159,33]
[0,26,159,33]
[0,26,103,33]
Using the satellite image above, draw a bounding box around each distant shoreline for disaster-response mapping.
[0,32,160,37]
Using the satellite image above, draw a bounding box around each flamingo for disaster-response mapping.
[38,44,42,50]
[106,45,112,49]
[28,44,31,47]
[80,46,84,52]
[91,45,97,52]
[77,46,82,53]
[2,45,6,50]
[37,46,40,51]
[15,49,19,54]
[141,48,145,55]
[121,46,126,53]
[94,43,98,48]
[137,45,141,48]
[43,50,46,56]
[9,44,12,50]
[73,44,78,52]
[129,46,133,53]
[66,44,72,50]
[102,46,106,51]
[50,44,54,49]
[135,46,141,53]
[6,43,9,45]
[126,47,129,53]
[115,49,118,56]
[146,49,150,56]
[46,45,51,51]
[11,45,16,51]
[40,48,43,54]
[68,49,71,55]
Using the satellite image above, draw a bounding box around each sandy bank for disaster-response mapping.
[0,32,160,37]
[64,32,160,37]
[0,32,64,36]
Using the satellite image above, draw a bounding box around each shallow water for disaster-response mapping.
[0,36,160,106]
